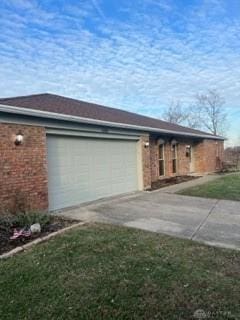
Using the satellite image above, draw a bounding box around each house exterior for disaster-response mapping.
[0,93,224,212]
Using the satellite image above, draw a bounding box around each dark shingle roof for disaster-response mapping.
[0,93,216,137]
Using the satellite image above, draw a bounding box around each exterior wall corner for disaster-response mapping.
[194,139,224,174]
[140,135,151,189]
[0,123,48,213]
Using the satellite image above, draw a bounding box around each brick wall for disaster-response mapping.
[0,123,48,213]
[194,139,224,173]
[141,135,152,189]
[149,136,224,183]
[0,122,224,211]
[149,137,194,182]
[149,136,158,182]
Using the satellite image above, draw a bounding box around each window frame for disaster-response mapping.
[158,143,165,177]
[171,143,178,174]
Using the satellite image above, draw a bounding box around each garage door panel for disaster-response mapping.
[47,136,139,210]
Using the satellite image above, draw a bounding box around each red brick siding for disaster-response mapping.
[178,143,193,175]
[0,122,224,210]
[194,139,224,173]
[150,138,194,182]
[0,123,48,213]
[150,136,158,182]
[149,136,224,183]
[164,142,191,177]
[141,135,151,189]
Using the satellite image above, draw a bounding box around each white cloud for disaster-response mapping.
[2,0,37,9]
[0,0,239,143]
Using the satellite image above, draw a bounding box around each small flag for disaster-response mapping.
[10,228,32,240]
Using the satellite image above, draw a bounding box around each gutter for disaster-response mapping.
[0,104,224,140]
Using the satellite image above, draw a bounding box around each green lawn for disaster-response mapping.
[0,224,239,320]
[178,173,240,201]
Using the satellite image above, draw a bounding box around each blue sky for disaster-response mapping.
[0,0,239,145]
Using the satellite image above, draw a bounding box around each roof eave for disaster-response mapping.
[0,104,225,140]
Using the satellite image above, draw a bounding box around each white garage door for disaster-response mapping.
[47,135,139,210]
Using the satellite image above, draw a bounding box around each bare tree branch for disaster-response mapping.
[185,105,202,129]
[162,90,228,136]
[162,100,202,129]
[162,100,189,124]
[195,89,227,135]
[224,146,240,170]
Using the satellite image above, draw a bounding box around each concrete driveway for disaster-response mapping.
[60,188,240,251]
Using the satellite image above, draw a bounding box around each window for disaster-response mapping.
[186,145,192,160]
[172,144,178,174]
[158,144,165,176]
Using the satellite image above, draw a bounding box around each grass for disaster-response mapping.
[0,224,239,320]
[178,173,240,201]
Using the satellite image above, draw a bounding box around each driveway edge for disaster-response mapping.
[190,199,219,240]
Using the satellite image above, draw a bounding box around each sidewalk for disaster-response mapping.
[157,174,223,194]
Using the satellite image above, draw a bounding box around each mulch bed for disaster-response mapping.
[149,175,201,191]
[0,217,78,255]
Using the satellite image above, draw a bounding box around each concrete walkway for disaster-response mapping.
[59,175,240,251]
[157,173,225,194]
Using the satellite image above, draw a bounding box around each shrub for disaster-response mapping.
[0,211,53,232]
